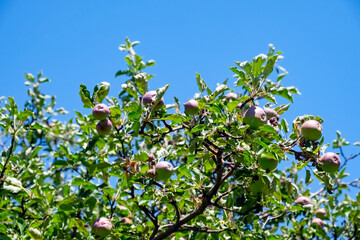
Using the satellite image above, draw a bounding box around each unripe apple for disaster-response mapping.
[225,92,237,101]
[142,91,164,110]
[295,196,312,206]
[96,119,112,135]
[120,217,133,224]
[264,108,279,120]
[243,106,267,129]
[258,153,278,171]
[311,218,324,228]
[92,217,112,237]
[146,169,156,179]
[301,120,322,141]
[148,153,155,162]
[92,103,111,120]
[184,99,199,115]
[155,161,173,181]
[315,208,327,219]
[319,152,340,174]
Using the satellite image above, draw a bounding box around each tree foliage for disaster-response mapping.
[0,38,359,239]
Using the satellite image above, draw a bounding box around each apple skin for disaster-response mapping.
[92,104,111,120]
[142,91,164,110]
[155,161,173,181]
[315,208,327,219]
[319,152,340,174]
[311,218,325,228]
[92,217,112,237]
[264,108,279,120]
[225,92,237,101]
[258,153,278,171]
[146,169,156,179]
[301,120,322,141]
[295,196,312,206]
[184,99,199,115]
[96,119,113,135]
[243,106,267,129]
[120,217,132,224]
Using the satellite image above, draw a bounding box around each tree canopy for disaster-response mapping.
[0,38,359,240]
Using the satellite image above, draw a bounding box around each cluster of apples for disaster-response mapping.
[300,120,341,174]
[92,104,112,135]
[295,196,327,228]
[91,217,132,237]
[146,153,174,181]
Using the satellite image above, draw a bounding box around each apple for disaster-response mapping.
[142,91,164,110]
[148,153,155,162]
[295,196,312,206]
[184,99,199,115]
[311,218,324,228]
[258,153,278,171]
[264,108,279,120]
[146,169,156,179]
[155,161,173,181]
[319,152,340,174]
[198,194,203,199]
[92,217,112,237]
[301,120,322,141]
[120,217,132,224]
[315,208,327,219]
[96,119,113,135]
[225,92,237,101]
[92,103,110,121]
[243,106,267,129]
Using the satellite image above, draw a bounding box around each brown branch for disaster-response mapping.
[170,200,181,223]
[178,224,237,233]
[0,134,16,188]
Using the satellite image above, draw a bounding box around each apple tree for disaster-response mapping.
[0,38,359,239]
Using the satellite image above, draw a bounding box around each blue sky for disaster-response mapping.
[1,1,360,189]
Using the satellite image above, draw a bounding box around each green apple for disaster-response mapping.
[315,208,327,219]
[258,153,278,171]
[184,99,199,115]
[311,218,324,228]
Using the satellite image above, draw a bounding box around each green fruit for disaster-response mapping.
[243,106,267,129]
[319,152,340,174]
[315,208,327,219]
[155,161,173,181]
[184,99,199,115]
[92,217,112,237]
[96,119,113,135]
[301,120,322,141]
[258,153,278,171]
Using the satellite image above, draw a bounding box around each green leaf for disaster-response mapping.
[274,104,290,115]
[280,119,289,133]
[29,146,43,159]
[263,93,277,104]
[79,84,94,108]
[121,81,138,99]
[155,84,170,105]
[212,84,229,100]
[134,73,148,95]
[296,160,310,170]
[305,169,311,185]
[263,55,278,79]
[97,82,110,103]
[252,54,267,77]
[196,73,211,94]
[236,61,253,77]
[274,87,293,102]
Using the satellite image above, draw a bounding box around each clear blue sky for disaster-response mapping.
[1,1,359,186]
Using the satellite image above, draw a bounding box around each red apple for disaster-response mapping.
[142,91,164,110]
[319,152,340,174]
[243,106,267,129]
[92,103,110,120]
[92,217,112,237]
[96,119,112,135]
[301,120,322,141]
[295,196,312,206]
[184,99,199,115]
[155,161,173,181]
[225,92,237,101]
